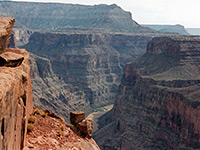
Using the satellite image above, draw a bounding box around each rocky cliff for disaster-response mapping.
[29,53,90,120]
[0,17,100,150]
[0,1,154,33]
[0,17,33,150]
[21,32,153,120]
[94,36,200,149]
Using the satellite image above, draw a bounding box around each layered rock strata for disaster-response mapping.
[0,1,154,33]
[94,36,200,149]
[23,32,152,108]
[29,53,90,121]
[0,17,33,150]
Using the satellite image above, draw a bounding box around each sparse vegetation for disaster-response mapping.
[41,112,47,118]
[28,115,36,124]
[58,124,65,136]
[27,123,35,133]
[68,124,74,129]
[33,108,43,115]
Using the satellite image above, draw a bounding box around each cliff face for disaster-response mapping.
[0,17,15,53]
[29,53,90,120]
[94,36,200,150]
[0,1,154,33]
[21,32,152,119]
[0,17,33,150]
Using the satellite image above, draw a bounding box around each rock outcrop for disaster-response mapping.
[24,110,99,150]
[0,17,33,150]
[70,111,94,139]
[94,36,200,149]
[0,17,15,53]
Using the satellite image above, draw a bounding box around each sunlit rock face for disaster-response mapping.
[94,36,200,150]
[0,17,33,150]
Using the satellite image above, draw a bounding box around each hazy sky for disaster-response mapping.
[12,0,200,28]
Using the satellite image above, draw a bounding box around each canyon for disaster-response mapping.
[22,32,154,120]
[0,17,100,150]
[2,2,199,150]
[94,36,200,149]
[0,1,162,121]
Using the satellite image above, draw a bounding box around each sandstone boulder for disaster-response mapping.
[77,118,93,138]
[0,17,15,54]
[70,111,85,125]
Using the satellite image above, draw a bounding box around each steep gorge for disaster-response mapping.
[22,32,153,120]
[0,16,100,150]
[94,36,200,150]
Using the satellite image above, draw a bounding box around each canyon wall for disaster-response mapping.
[22,32,152,120]
[0,17,33,150]
[0,1,154,33]
[94,36,200,149]
[29,53,90,120]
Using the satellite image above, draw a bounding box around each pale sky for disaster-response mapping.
[12,0,200,28]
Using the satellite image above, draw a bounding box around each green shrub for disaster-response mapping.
[58,124,65,136]
[33,108,42,115]
[27,123,35,133]
[41,112,47,118]
[68,124,74,128]
[28,115,36,124]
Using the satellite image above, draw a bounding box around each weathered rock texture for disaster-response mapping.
[29,53,90,120]
[70,111,94,139]
[0,17,15,53]
[0,17,33,150]
[22,32,153,120]
[24,111,99,150]
[94,36,200,149]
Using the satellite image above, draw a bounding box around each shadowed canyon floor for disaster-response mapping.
[87,105,113,132]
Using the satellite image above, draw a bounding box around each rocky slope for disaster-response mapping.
[0,1,154,33]
[94,36,200,149]
[0,17,33,150]
[24,110,100,150]
[22,32,153,119]
[29,53,90,120]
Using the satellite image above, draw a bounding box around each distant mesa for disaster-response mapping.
[0,1,156,33]
[143,24,190,35]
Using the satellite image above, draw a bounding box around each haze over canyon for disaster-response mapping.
[0,1,200,150]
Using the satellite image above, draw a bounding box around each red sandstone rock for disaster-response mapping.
[77,118,93,138]
[24,112,100,150]
[70,111,85,125]
[0,48,33,150]
[0,17,33,150]
[0,17,15,54]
